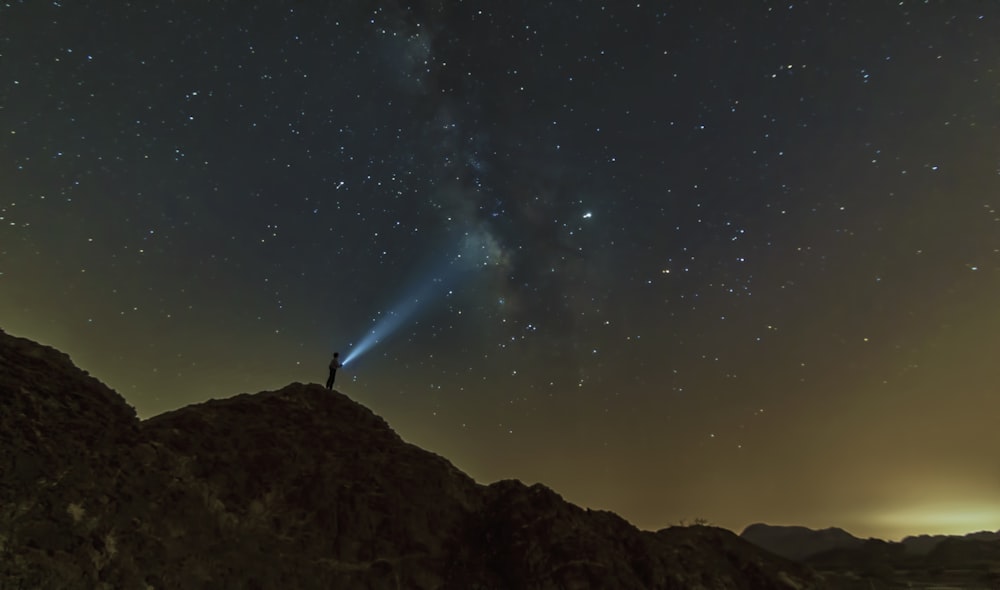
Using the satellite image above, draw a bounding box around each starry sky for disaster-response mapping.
[2,1,999,541]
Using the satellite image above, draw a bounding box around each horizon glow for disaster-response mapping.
[869,503,1000,537]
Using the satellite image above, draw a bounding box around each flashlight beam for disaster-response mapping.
[342,273,448,366]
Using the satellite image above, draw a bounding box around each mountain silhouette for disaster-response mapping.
[901,530,1000,555]
[740,524,865,561]
[0,328,822,589]
[741,523,1000,588]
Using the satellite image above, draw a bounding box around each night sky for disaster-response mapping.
[3,1,999,540]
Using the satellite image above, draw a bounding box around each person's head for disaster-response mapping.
[333,352,339,358]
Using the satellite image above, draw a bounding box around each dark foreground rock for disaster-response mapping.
[1,328,824,589]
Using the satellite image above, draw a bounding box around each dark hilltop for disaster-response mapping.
[0,327,822,589]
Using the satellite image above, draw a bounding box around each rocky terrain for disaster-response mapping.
[0,328,822,589]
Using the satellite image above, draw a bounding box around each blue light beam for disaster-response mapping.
[341,272,451,367]
[340,230,505,367]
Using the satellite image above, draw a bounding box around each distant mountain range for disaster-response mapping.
[741,524,866,561]
[740,523,1000,586]
[0,327,821,589]
[900,530,1000,555]
[741,523,1000,561]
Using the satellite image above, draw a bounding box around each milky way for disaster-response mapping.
[2,1,999,539]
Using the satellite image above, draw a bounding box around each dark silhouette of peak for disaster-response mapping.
[740,523,865,561]
[141,382,483,578]
[1,328,824,589]
[143,382,480,513]
[0,328,137,443]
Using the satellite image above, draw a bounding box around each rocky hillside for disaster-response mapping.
[0,328,824,589]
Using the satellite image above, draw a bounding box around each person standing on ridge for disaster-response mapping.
[326,352,342,390]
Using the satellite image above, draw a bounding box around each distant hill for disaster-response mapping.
[740,523,865,561]
[0,328,822,589]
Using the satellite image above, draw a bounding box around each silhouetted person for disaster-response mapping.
[326,352,342,389]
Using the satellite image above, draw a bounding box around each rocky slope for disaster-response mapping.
[1,328,824,589]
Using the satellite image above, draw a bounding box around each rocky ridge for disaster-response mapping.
[0,328,822,589]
